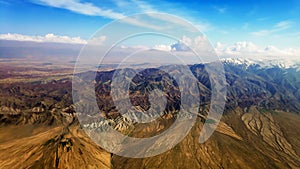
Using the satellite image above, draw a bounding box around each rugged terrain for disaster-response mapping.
[0,60,300,168]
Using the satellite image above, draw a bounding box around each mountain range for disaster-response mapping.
[0,59,299,168]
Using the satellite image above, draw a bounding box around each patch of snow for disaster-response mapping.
[221,57,300,69]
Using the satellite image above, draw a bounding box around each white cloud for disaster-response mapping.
[251,20,292,37]
[215,41,300,60]
[130,1,212,32]
[89,36,107,45]
[112,0,155,13]
[170,35,208,51]
[251,30,269,36]
[35,0,125,19]
[33,0,212,32]
[0,33,87,44]
[274,21,291,29]
[216,42,224,49]
[120,45,149,50]
[148,36,300,61]
[131,0,155,12]
[105,34,300,61]
[213,6,227,13]
[152,44,172,51]
[148,35,211,52]
[121,17,163,30]
[33,0,166,30]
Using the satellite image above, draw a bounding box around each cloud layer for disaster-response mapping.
[0,33,87,44]
[1,33,299,62]
[215,41,300,60]
[151,36,300,61]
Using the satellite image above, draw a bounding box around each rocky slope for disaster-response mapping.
[0,61,300,168]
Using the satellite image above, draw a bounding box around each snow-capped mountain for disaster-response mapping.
[221,57,300,70]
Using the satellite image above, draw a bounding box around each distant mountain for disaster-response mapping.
[221,57,300,69]
[0,40,82,59]
[220,59,300,112]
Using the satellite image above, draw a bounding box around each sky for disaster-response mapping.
[0,0,300,59]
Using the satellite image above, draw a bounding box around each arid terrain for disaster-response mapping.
[2,0,300,168]
[0,59,300,169]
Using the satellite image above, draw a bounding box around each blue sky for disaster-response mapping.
[0,0,300,49]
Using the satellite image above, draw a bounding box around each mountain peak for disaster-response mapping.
[221,57,300,70]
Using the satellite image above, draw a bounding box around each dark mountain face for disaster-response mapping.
[0,62,300,168]
[88,62,300,116]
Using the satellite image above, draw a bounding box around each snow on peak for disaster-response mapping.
[221,57,300,69]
